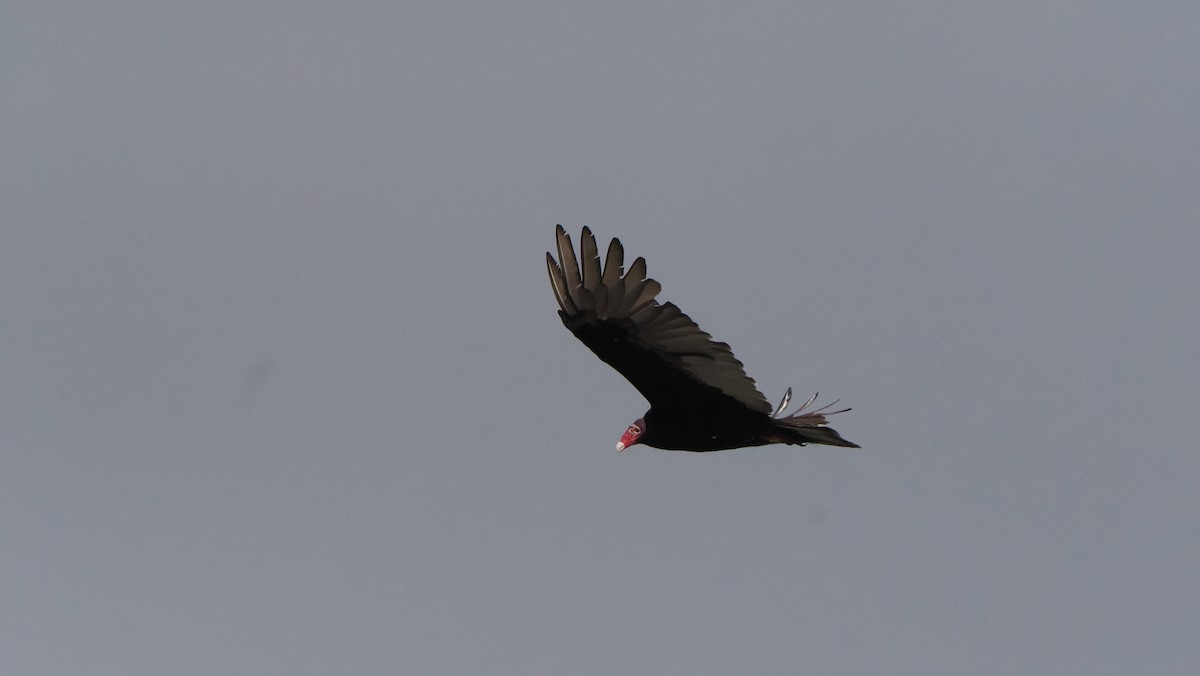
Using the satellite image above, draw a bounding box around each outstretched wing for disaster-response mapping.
[546,225,771,415]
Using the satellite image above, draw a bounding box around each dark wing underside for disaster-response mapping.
[546,225,771,415]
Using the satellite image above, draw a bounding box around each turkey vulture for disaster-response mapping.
[546,225,859,452]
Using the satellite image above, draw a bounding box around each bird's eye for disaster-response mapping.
[629,425,640,435]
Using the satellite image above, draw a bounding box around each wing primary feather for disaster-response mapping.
[600,237,625,315]
[795,391,819,413]
[626,256,647,284]
[579,228,609,311]
[772,388,793,418]
[612,257,653,317]
[545,252,577,314]
[580,227,602,288]
[555,225,582,298]
[601,238,624,285]
[614,258,647,317]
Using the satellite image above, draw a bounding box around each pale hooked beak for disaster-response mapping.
[615,441,626,452]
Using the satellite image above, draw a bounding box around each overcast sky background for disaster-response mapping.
[3,2,1198,674]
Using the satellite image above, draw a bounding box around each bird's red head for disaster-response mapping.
[616,418,645,452]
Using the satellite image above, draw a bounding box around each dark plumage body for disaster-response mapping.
[641,405,780,451]
[547,225,858,452]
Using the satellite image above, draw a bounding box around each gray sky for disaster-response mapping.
[3,2,1198,674]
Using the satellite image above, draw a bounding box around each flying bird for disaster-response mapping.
[546,225,859,452]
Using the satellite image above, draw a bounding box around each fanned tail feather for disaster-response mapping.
[769,387,860,448]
